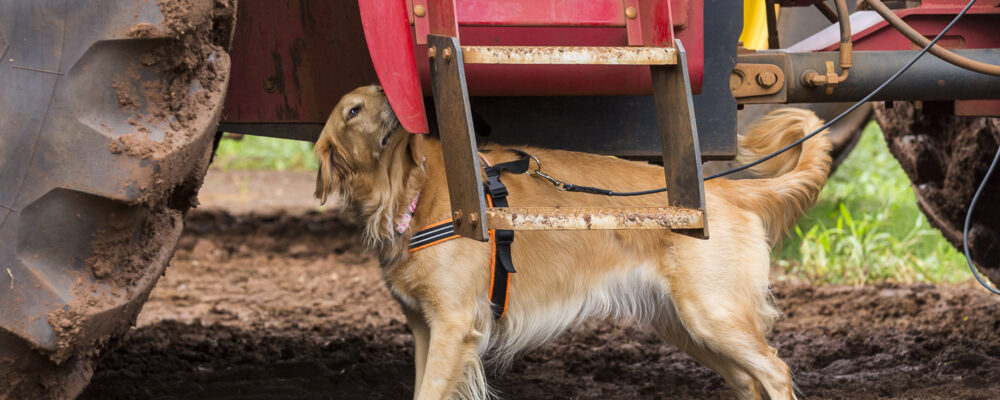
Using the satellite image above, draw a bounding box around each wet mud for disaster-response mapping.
[876,102,1000,284]
[80,205,1000,399]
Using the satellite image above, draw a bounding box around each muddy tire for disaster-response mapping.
[874,102,1000,284]
[0,1,234,398]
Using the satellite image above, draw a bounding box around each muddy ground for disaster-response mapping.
[79,170,1000,399]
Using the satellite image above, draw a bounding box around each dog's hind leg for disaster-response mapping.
[652,306,764,400]
[665,278,794,400]
[402,306,431,399]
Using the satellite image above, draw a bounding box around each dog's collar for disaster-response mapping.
[395,192,420,234]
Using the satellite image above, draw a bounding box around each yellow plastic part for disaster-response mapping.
[740,0,777,50]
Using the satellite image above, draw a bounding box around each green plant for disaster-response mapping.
[776,121,971,285]
[212,134,318,171]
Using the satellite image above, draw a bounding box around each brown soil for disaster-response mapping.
[875,102,1000,284]
[76,170,1000,399]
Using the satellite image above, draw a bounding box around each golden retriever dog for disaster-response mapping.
[315,85,831,400]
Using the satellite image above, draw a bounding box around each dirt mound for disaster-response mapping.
[80,210,1000,399]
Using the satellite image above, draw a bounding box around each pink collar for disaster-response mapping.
[395,192,420,234]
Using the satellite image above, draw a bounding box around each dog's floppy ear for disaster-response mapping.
[314,136,335,205]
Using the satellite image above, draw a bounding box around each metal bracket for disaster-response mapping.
[427,34,489,241]
[412,0,429,44]
[624,0,642,45]
[731,63,785,99]
[651,40,708,239]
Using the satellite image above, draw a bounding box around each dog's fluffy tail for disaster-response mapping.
[725,108,832,245]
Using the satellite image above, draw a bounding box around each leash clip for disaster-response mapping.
[528,155,569,191]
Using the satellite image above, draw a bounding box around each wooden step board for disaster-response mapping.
[486,207,703,231]
[461,46,678,65]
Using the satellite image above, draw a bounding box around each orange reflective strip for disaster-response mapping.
[500,270,510,319]
[488,229,496,307]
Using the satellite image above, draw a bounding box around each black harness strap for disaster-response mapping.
[408,220,459,251]
[481,150,530,319]
[407,149,531,320]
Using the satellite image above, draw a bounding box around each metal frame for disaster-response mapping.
[427,31,709,239]
[652,40,708,238]
[427,34,490,241]
[737,49,1000,104]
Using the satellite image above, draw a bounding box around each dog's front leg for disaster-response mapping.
[416,312,485,400]
[402,305,430,399]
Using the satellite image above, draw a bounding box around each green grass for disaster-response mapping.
[775,121,971,285]
[212,134,318,171]
[211,127,972,285]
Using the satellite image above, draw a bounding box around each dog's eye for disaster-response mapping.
[347,105,361,120]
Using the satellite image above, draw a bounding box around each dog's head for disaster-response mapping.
[314,85,402,206]
[315,85,427,249]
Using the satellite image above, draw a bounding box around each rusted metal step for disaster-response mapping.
[486,206,703,231]
[461,46,677,65]
[428,33,707,240]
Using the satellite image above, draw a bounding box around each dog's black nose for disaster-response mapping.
[375,85,384,93]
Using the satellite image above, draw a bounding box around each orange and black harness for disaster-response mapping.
[407,150,532,320]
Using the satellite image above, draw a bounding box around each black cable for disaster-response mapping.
[963,140,1000,295]
[706,0,977,181]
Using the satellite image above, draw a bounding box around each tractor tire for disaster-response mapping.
[0,1,235,398]
[874,102,1000,285]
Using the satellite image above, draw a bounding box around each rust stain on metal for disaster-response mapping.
[486,207,703,231]
[461,46,677,65]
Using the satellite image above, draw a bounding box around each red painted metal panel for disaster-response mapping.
[428,0,460,37]
[638,0,674,46]
[671,0,703,92]
[359,0,429,133]
[456,0,626,26]
[223,0,705,126]
[955,99,1000,117]
[223,1,381,125]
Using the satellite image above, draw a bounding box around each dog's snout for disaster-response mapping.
[375,85,384,93]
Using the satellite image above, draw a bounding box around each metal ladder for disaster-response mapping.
[423,8,708,241]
